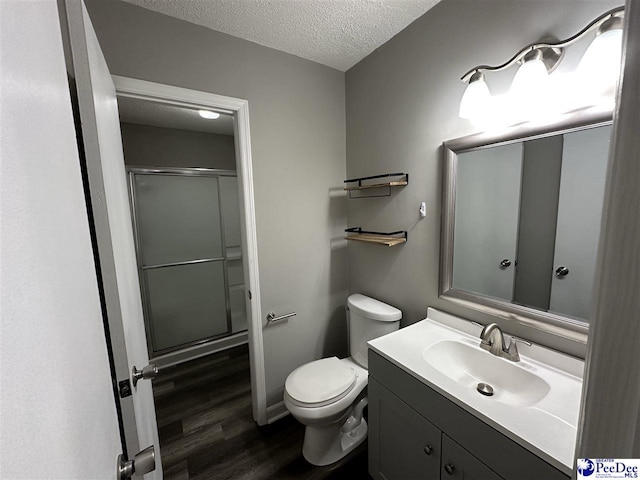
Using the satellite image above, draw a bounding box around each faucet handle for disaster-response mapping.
[509,336,532,347]
[506,336,532,361]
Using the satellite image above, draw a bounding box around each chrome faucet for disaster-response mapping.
[479,323,531,362]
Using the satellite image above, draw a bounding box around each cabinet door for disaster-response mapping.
[369,378,441,480]
[441,434,503,480]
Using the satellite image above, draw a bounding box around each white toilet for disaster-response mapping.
[284,293,401,466]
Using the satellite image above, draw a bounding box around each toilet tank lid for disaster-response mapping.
[348,294,402,322]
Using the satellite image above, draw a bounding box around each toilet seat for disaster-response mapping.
[285,357,357,408]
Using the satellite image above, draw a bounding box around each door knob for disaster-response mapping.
[500,259,511,269]
[132,364,158,387]
[423,445,433,455]
[117,445,155,479]
[555,266,569,277]
[444,463,456,475]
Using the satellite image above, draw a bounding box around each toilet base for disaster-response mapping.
[302,418,368,466]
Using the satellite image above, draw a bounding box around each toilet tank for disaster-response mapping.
[347,294,401,368]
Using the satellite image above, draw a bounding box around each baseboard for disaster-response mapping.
[152,331,248,370]
[266,401,290,424]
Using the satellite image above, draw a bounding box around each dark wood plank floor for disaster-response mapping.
[152,344,372,480]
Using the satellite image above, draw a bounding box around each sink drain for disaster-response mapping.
[477,383,494,396]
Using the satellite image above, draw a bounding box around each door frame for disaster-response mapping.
[113,76,267,425]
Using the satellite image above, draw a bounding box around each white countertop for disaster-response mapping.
[368,308,584,476]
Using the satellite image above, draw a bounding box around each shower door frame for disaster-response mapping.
[127,167,240,357]
[113,75,267,425]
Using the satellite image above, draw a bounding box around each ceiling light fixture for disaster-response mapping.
[459,6,624,123]
[199,109,220,120]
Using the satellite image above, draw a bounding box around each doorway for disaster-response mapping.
[117,94,248,363]
[113,76,267,427]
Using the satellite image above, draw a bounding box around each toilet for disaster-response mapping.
[284,293,401,466]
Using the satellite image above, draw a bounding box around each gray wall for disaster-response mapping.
[514,136,563,311]
[85,0,347,407]
[346,0,622,358]
[121,123,236,170]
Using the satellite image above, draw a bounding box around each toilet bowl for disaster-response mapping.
[284,294,401,466]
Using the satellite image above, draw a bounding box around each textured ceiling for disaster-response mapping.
[120,0,440,71]
[117,96,235,135]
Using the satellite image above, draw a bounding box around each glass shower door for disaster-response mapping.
[131,173,230,354]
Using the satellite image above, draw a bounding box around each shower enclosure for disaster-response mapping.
[128,167,246,357]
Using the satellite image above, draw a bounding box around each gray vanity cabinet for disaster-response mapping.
[441,435,502,480]
[368,351,570,480]
[369,378,441,479]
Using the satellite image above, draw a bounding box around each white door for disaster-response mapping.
[0,0,122,477]
[63,0,162,475]
[453,143,523,301]
[549,125,612,320]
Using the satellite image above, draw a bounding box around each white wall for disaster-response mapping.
[577,0,640,454]
[346,0,622,358]
[84,0,347,408]
[0,1,122,477]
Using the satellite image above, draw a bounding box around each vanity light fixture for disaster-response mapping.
[459,6,624,122]
[458,71,491,120]
[198,109,220,119]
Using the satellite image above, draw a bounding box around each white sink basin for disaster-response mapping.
[368,308,584,476]
[422,339,550,407]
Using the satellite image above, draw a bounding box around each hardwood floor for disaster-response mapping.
[152,344,371,480]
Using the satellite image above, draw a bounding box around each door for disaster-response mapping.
[368,379,442,480]
[441,435,504,480]
[1,0,122,477]
[453,143,523,301]
[130,172,229,354]
[62,0,161,474]
[549,125,612,319]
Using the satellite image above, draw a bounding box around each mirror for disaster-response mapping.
[441,114,613,336]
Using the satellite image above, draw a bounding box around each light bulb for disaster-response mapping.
[509,50,550,122]
[459,72,491,121]
[199,110,220,119]
[511,56,548,99]
[578,25,623,102]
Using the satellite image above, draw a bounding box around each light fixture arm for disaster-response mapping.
[460,5,624,82]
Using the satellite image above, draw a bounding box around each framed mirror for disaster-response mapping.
[440,111,613,340]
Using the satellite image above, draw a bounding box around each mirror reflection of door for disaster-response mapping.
[549,125,612,319]
[453,143,523,301]
[451,124,611,322]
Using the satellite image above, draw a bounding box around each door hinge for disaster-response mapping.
[117,445,155,479]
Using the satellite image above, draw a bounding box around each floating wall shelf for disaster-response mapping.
[344,172,408,198]
[345,227,407,247]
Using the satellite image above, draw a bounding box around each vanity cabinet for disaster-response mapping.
[369,377,441,479]
[368,351,570,480]
[440,434,503,480]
